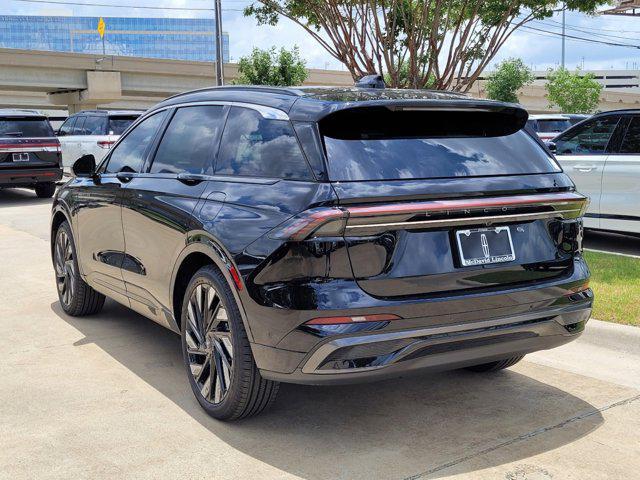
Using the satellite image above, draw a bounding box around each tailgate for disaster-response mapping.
[0,138,61,169]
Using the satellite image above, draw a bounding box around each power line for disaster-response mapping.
[520,24,640,49]
[11,0,246,11]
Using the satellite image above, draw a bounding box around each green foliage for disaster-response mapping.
[235,46,308,86]
[485,58,534,103]
[244,0,609,91]
[545,67,602,113]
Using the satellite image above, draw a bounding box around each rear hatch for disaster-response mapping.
[0,115,60,169]
[318,105,586,298]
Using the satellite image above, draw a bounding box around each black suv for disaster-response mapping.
[1,109,62,197]
[51,86,592,420]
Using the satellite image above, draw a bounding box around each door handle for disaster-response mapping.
[116,171,134,183]
[177,172,208,185]
[573,165,595,173]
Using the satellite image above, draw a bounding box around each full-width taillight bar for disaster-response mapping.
[269,192,588,241]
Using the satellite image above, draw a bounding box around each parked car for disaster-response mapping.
[51,86,592,420]
[0,109,62,197]
[527,114,572,141]
[564,113,591,126]
[57,110,141,173]
[551,109,640,235]
[47,114,68,132]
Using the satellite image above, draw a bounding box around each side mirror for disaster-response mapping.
[546,141,557,153]
[72,154,96,177]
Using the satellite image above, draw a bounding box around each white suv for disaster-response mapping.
[57,110,141,173]
[527,114,572,142]
[551,109,640,235]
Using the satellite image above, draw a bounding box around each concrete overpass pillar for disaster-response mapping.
[48,70,122,113]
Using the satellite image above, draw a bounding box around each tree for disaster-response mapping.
[235,46,308,86]
[485,58,534,103]
[245,1,608,92]
[545,67,602,113]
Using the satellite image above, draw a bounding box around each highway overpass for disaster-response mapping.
[0,48,353,113]
[1,47,640,114]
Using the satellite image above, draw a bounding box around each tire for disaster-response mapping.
[180,265,279,420]
[35,182,56,198]
[53,221,105,316]
[465,355,525,373]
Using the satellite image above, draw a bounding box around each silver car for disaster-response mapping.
[551,109,640,235]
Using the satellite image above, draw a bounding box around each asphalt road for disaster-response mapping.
[584,229,640,257]
[1,187,640,480]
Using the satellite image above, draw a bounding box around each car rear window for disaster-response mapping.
[108,115,139,135]
[537,119,571,133]
[320,108,560,181]
[0,117,54,138]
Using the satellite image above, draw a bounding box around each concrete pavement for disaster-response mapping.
[1,188,639,480]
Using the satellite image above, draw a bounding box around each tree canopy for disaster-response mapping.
[545,67,602,113]
[245,1,609,91]
[235,46,308,86]
[485,58,534,103]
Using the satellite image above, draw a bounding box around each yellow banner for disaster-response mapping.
[97,17,106,39]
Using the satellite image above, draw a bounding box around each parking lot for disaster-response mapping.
[1,188,640,480]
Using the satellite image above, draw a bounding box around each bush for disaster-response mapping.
[485,58,534,103]
[545,68,602,114]
[236,46,308,86]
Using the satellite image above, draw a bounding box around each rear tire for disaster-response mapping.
[35,182,56,198]
[180,265,279,420]
[465,355,525,372]
[53,221,105,316]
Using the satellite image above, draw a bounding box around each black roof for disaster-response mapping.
[0,109,47,118]
[153,85,525,122]
[69,109,143,117]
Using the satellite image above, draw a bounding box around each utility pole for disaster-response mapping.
[214,0,224,86]
[561,3,566,69]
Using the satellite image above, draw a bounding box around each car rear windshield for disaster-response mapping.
[320,108,560,181]
[537,119,571,133]
[108,115,140,135]
[0,117,54,138]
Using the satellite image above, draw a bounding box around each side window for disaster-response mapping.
[72,116,86,135]
[619,116,640,154]
[555,116,620,155]
[82,116,105,135]
[58,117,76,136]
[149,106,224,175]
[104,111,166,174]
[216,107,311,179]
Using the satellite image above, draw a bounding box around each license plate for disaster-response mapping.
[456,226,515,267]
[12,152,29,162]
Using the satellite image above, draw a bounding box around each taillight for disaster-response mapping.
[97,140,115,149]
[268,207,347,241]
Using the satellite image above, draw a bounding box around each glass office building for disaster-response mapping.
[0,16,229,62]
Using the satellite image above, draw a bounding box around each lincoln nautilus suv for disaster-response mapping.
[51,85,592,420]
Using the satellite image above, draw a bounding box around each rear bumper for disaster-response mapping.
[256,300,591,385]
[0,167,62,186]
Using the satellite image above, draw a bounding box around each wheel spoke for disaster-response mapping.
[187,300,204,345]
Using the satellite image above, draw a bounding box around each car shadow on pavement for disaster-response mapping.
[52,299,604,480]
[0,188,53,206]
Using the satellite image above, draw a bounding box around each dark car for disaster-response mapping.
[50,86,592,420]
[1,109,62,197]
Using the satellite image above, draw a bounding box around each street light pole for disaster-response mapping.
[561,3,566,68]
[214,0,224,86]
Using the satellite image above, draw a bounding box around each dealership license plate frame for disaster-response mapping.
[455,226,516,267]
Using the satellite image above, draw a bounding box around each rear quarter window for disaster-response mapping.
[215,107,312,180]
[0,117,54,138]
[108,116,140,135]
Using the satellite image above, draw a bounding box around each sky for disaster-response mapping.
[3,0,640,72]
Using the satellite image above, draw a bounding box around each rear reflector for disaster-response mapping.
[97,140,116,149]
[305,314,401,325]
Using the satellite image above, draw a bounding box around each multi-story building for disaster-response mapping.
[0,15,229,62]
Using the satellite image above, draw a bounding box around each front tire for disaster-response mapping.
[180,265,279,420]
[54,221,105,316]
[35,182,56,198]
[466,355,525,372]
